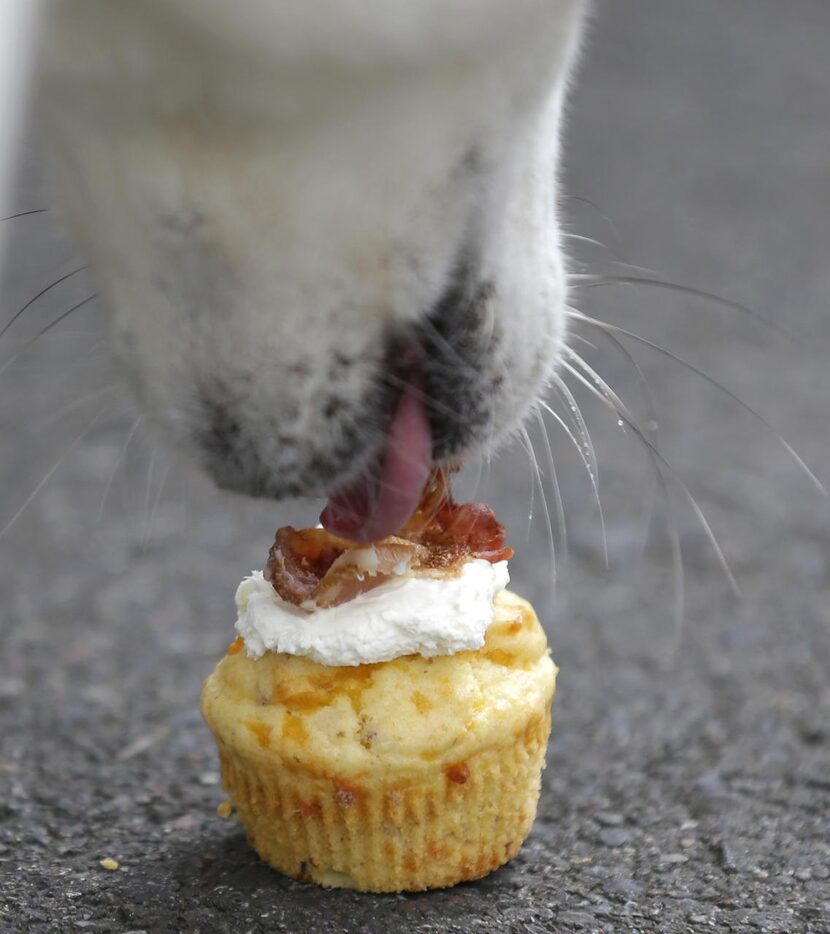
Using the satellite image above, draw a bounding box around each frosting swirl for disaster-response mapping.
[234,558,509,667]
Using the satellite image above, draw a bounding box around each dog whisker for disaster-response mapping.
[548,368,602,497]
[0,264,89,340]
[650,452,686,668]
[561,348,634,425]
[464,450,486,506]
[563,194,624,249]
[570,309,827,496]
[563,232,658,279]
[608,259,661,278]
[540,393,607,568]
[0,208,48,222]
[418,314,480,378]
[566,314,660,561]
[568,332,599,353]
[523,419,536,538]
[98,414,144,521]
[34,382,120,432]
[141,461,172,551]
[140,445,158,548]
[518,424,556,588]
[562,232,606,250]
[36,292,98,337]
[0,292,98,377]
[568,350,740,598]
[532,405,568,571]
[569,273,801,347]
[0,406,114,542]
[559,344,687,652]
[379,370,461,422]
[568,313,660,437]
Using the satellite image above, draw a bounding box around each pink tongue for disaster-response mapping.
[320,382,432,542]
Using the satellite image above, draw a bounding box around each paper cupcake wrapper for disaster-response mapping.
[214,707,552,893]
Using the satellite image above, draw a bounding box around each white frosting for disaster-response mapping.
[234,559,510,666]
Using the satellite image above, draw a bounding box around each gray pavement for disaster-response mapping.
[2,1,829,931]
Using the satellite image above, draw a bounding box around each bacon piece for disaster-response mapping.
[307,538,428,608]
[398,467,453,538]
[264,527,353,606]
[401,469,513,563]
[265,529,428,609]
[265,468,512,609]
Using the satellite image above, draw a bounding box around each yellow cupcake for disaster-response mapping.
[201,588,556,892]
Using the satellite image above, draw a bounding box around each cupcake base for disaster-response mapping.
[203,588,556,892]
[216,707,550,892]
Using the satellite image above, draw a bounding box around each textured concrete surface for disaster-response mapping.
[2,1,829,931]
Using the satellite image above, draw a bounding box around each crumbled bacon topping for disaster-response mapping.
[264,468,512,609]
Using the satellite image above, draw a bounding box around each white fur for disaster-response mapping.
[30,1,585,499]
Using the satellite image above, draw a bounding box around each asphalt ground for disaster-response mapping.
[2,1,829,931]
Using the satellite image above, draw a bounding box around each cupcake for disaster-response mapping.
[201,473,557,892]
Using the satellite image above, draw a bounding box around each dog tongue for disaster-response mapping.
[320,382,432,542]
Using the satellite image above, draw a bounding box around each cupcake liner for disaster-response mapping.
[213,707,552,892]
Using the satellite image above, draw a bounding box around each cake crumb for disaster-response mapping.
[99,857,119,871]
[217,800,233,818]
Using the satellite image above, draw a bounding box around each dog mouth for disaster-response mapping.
[187,271,517,526]
[319,351,433,543]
